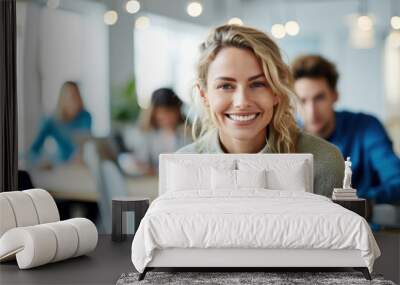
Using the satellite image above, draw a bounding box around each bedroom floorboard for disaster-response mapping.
[0,233,398,284]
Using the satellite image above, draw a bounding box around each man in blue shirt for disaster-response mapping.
[291,55,400,204]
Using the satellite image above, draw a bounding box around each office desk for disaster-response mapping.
[30,165,159,202]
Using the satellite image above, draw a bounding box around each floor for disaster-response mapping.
[1,233,399,285]
[373,231,400,284]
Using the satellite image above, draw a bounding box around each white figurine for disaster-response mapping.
[343,157,352,189]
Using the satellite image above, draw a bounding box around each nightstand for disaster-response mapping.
[112,197,150,242]
[332,198,366,218]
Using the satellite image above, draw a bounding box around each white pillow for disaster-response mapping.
[167,162,210,191]
[266,162,307,191]
[237,169,267,189]
[211,168,236,190]
[166,159,236,192]
[211,168,267,190]
[238,159,309,192]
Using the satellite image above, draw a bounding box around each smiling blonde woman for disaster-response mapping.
[177,24,344,197]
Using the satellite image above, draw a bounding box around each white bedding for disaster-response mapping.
[131,190,380,273]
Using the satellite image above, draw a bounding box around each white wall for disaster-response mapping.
[134,14,207,107]
[40,8,82,113]
[17,1,43,160]
[80,4,110,137]
[107,0,135,94]
[39,1,110,136]
[17,0,110,152]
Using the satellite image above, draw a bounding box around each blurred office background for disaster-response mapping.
[16,0,400,233]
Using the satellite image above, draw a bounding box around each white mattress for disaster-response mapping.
[131,190,380,273]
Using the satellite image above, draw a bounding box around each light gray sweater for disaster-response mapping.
[176,130,344,198]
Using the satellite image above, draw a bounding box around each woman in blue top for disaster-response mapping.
[29,81,92,166]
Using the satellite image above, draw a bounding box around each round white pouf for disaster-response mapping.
[42,221,79,262]
[0,219,98,269]
[24,189,60,223]
[1,191,39,227]
[65,218,98,257]
[0,225,57,269]
[0,196,17,237]
[0,189,98,269]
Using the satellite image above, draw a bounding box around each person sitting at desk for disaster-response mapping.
[291,54,400,203]
[121,88,190,175]
[29,81,92,167]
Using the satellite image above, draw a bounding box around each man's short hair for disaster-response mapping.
[291,55,339,92]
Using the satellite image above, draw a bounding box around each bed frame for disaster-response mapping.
[139,248,371,280]
[138,154,372,281]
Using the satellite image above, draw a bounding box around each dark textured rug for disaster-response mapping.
[116,271,396,285]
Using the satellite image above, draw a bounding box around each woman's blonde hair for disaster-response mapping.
[192,24,299,153]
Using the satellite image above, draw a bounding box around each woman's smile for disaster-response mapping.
[225,112,261,125]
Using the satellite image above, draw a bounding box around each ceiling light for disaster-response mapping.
[271,24,286,39]
[391,16,400,30]
[187,2,203,17]
[126,0,140,14]
[348,14,374,49]
[104,10,118,26]
[357,15,373,31]
[228,17,243,26]
[285,21,300,36]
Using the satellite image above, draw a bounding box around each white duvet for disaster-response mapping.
[131,190,380,273]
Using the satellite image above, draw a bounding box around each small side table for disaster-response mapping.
[332,198,366,218]
[112,197,149,242]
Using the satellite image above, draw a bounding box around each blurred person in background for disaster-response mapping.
[291,54,400,204]
[29,81,92,168]
[120,88,191,175]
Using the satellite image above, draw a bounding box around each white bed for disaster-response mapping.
[131,154,380,280]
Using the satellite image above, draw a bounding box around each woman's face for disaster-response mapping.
[61,84,82,120]
[153,106,181,130]
[202,47,278,142]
